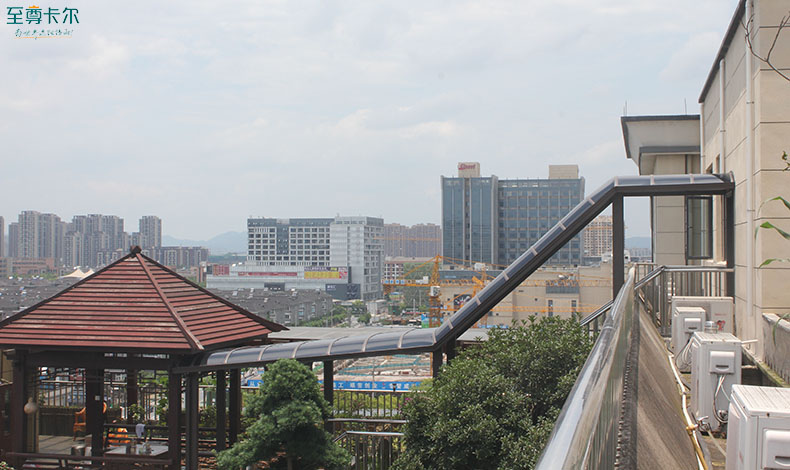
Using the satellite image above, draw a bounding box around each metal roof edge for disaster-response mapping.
[699,0,747,103]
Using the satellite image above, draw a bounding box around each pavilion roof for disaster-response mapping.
[0,247,285,353]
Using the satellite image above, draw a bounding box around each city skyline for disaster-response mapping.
[0,1,738,240]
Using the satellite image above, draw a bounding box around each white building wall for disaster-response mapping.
[700,0,790,358]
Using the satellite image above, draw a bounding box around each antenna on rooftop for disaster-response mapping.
[623,100,628,116]
[684,98,688,114]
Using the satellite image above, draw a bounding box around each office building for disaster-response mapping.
[0,216,4,258]
[209,216,384,300]
[441,163,584,267]
[383,223,441,258]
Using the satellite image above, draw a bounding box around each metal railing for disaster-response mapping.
[334,430,405,470]
[332,390,408,419]
[535,268,636,470]
[634,263,732,336]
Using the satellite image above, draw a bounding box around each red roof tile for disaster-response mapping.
[0,248,286,352]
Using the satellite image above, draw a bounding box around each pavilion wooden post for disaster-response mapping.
[216,370,227,452]
[85,368,105,455]
[167,371,182,470]
[184,373,199,470]
[126,369,138,424]
[228,369,241,445]
[431,349,442,378]
[445,338,457,363]
[11,352,28,467]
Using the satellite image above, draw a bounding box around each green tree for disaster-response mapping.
[392,316,593,470]
[217,360,350,470]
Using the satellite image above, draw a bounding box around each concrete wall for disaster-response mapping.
[762,313,790,383]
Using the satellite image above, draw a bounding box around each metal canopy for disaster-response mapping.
[182,173,733,373]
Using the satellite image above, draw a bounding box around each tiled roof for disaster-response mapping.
[0,248,285,352]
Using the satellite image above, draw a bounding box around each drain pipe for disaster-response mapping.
[745,0,756,355]
[719,58,726,174]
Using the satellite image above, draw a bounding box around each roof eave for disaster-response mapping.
[699,0,747,103]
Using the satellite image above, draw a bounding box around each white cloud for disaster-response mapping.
[660,32,723,82]
[0,0,741,238]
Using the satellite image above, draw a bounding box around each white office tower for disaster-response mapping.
[671,296,734,334]
[726,385,790,470]
[671,306,706,372]
[690,331,742,433]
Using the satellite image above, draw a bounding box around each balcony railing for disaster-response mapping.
[634,263,732,336]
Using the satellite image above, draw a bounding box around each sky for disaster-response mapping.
[0,0,739,240]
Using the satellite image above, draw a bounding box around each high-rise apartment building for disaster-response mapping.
[441,163,584,267]
[583,215,613,259]
[139,216,162,248]
[18,211,40,259]
[383,223,441,258]
[12,211,66,263]
[7,223,18,258]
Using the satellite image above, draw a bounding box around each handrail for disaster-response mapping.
[535,268,636,469]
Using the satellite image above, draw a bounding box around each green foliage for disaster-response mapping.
[127,403,144,423]
[200,404,217,428]
[217,359,351,470]
[392,316,593,470]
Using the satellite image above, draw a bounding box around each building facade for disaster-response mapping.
[7,223,18,259]
[441,163,585,267]
[0,216,4,258]
[620,0,790,364]
[139,216,162,248]
[383,223,441,258]
[210,216,384,300]
[583,215,613,259]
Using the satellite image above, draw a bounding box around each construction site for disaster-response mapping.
[383,255,614,327]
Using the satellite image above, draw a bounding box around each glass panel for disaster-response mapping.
[228,347,265,364]
[364,332,404,352]
[294,339,333,359]
[399,329,436,349]
[260,343,301,362]
[687,196,713,259]
[329,335,367,355]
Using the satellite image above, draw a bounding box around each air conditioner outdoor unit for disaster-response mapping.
[671,306,706,372]
[671,296,734,334]
[726,384,790,470]
[690,331,741,433]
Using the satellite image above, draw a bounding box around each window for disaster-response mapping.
[686,196,713,260]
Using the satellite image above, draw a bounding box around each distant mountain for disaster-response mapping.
[162,231,246,255]
[625,236,651,249]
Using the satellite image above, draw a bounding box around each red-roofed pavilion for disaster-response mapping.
[0,247,286,469]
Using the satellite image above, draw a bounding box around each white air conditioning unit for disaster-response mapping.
[690,331,741,433]
[671,306,706,372]
[726,384,790,470]
[672,296,734,334]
